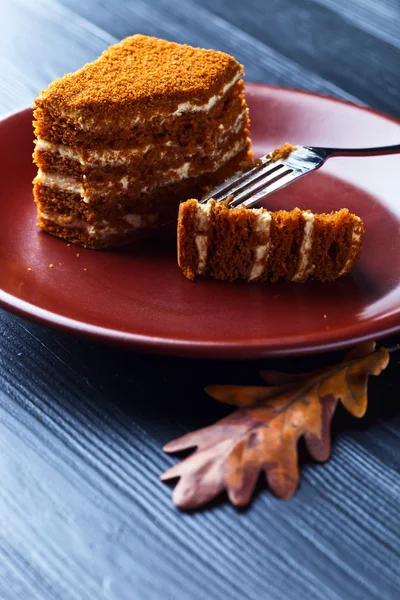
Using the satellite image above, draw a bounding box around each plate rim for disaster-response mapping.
[1,84,400,359]
[0,288,399,358]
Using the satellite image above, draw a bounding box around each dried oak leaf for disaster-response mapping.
[161,342,389,509]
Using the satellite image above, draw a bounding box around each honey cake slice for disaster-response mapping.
[33,34,252,248]
[177,199,364,282]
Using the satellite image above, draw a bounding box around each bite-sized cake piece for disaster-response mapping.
[177,199,364,282]
[268,142,297,162]
[33,35,252,248]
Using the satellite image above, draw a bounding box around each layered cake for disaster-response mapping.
[177,199,364,282]
[33,35,252,248]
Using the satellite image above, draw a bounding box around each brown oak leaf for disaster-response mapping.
[161,342,389,509]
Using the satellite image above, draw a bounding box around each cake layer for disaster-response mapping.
[34,79,247,146]
[177,200,364,282]
[34,108,247,172]
[34,138,250,205]
[34,149,251,249]
[34,36,242,132]
[33,115,249,184]
[36,217,154,250]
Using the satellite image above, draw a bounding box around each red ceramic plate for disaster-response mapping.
[1,83,400,358]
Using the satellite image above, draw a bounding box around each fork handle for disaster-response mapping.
[307,144,400,159]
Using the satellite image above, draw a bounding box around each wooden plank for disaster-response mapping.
[310,0,400,49]
[0,0,114,114]
[0,311,400,599]
[191,0,400,117]
[0,59,38,115]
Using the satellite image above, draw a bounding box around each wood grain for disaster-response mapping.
[1,0,400,598]
[0,0,113,113]
[194,0,400,117]
[310,0,400,48]
[1,312,399,599]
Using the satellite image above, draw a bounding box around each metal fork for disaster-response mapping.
[201,144,400,208]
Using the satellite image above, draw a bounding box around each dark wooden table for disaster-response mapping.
[1,1,400,598]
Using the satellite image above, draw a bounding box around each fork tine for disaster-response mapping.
[218,162,286,204]
[202,144,329,208]
[201,154,273,203]
[233,170,304,209]
[228,166,292,207]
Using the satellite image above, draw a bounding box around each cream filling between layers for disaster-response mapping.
[292,212,315,282]
[195,202,213,274]
[38,210,158,239]
[338,221,362,276]
[249,210,272,281]
[231,113,245,134]
[35,139,152,166]
[34,171,83,194]
[172,72,242,116]
[34,139,248,202]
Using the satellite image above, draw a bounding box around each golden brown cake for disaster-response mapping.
[33,35,252,248]
[268,142,297,162]
[177,199,364,282]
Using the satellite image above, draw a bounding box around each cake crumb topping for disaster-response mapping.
[268,143,297,162]
[34,35,243,116]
